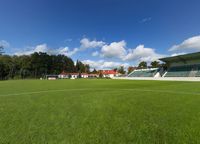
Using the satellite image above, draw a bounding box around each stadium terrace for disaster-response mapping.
[115,52,200,81]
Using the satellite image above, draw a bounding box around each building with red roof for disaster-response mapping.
[58,71,99,79]
[100,70,121,78]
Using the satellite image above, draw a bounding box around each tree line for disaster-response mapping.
[112,61,163,75]
[127,61,167,74]
[0,52,90,80]
[0,46,164,80]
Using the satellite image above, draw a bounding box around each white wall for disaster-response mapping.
[81,75,88,78]
[103,74,115,78]
[71,75,78,78]
[112,77,200,81]
[58,75,68,79]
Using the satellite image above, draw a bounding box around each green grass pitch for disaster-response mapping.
[0,79,200,143]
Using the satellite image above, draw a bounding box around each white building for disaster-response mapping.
[101,70,120,78]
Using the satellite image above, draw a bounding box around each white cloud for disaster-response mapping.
[67,48,79,56]
[169,35,200,51]
[14,44,77,57]
[55,47,69,55]
[64,38,72,42]
[123,45,165,62]
[92,51,99,57]
[51,47,77,56]
[15,44,48,55]
[0,40,10,48]
[14,38,105,56]
[34,44,48,53]
[57,38,106,56]
[14,38,105,57]
[97,41,165,62]
[82,59,130,70]
[140,17,152,23]
[171,52,186,57]
[13,38,165,64]
[80,38,105,49]
[101,40,127,58]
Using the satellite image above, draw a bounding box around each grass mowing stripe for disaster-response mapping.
[1,88,200,97]
[0,88,93,97]
[120,88,200,96]
[1,80,200,143]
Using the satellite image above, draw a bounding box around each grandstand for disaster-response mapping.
[160,52,200,77]
[128,68,160,77]
[115,52,200,81]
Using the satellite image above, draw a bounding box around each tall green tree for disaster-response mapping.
[117,66,126,74]
[0,52,93,80]
[85,64,90,73]
[0,45,4,55]
[113,68,117,72]
[138,61,147,69]
[151,61,160,68]
[128,66,135,74]
[76,60,85,73]
[99,71,103,78]
[0,55,11,80]
[18,55,31,79]
[91,68,97,74]
[0,52,77,80]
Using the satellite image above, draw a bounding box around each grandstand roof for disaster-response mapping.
[159,52,200,63]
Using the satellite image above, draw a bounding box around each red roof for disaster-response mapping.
[60,71,67,75]
[81,73,88,75]
[59,71,88,75]
[101,70,118,75]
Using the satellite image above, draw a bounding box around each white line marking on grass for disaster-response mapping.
[0,88,200,97]
[118,89,200,96]
[0,88,93,97]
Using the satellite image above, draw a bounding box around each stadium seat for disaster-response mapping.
[165,65,200,77]
[128,69,158,77]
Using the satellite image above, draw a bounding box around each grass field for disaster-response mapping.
[0,79,200,144]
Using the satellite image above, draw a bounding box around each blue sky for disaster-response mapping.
[0,0,200,69]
